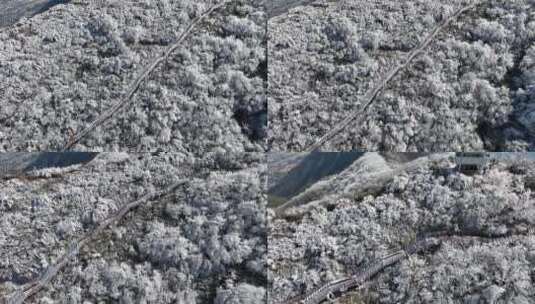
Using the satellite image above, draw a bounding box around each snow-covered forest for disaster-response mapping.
[0,0,266,153]
[269,152,535,304]
[0,152,266,303]
[269,0,535,152]
[1,0,535,303]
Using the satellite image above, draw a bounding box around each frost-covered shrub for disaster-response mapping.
[360,30,385,51]
[342,41,369,63]
[81,197,118,226]
[214,284,265,304]
[55,219,81,240]
[519,45,535,88]
[445,39,513,83]
[88,14,131,58]
[137,222,201,269]
[458,75,511,125]
[471,19,509,44]
[222,16,260,38]
[78,260,178,304]
[322,16,373,64]
[229,70,254,98]
[323,17,356,45]
[334,65,366,83]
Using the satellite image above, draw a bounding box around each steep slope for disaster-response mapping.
[268,152,363,200]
